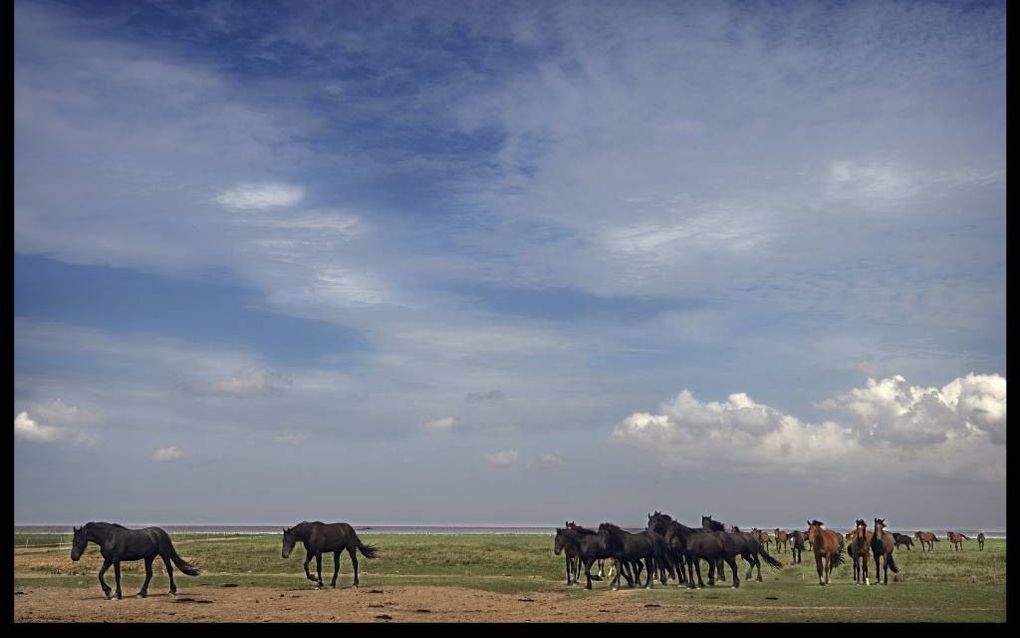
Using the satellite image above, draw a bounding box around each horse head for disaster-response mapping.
[70,525,87,561]
[281,527,296,559]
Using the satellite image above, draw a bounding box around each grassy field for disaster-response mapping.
[14,533,1006,621]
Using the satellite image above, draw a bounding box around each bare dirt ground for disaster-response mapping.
[14,585,740,623]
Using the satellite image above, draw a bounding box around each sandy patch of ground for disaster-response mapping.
[14,585,740,622]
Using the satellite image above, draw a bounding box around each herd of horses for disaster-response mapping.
[66,518,989,599]
[554,515,991,590]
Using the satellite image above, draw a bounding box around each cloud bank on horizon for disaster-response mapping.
[14,0,1005,526]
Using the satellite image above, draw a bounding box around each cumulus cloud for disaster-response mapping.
[424,416,457,432]
[465,389,506,403]
[14,399,98,445]
[213,183,304,210]
[486,448,518,467]
[151,446,185,462]
[612,374,1006,481]
[14,412,64,443]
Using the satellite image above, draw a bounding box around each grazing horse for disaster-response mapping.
[805,520,846,586]
[892,533,913,551]
[847,519,873,585]
[789,529,807,564]
[774,529,789,553]
[870,519,899,585]
[554,526,620,590]
[947,531,970,551]
[70,522,199,599]
[977,533,986,551]
[282,521,377,589]
[915,531,939,551]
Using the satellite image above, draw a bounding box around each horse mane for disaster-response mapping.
[599,522,626,538]
[84,522,128,530]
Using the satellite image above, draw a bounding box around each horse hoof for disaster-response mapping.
[136,593,147,598]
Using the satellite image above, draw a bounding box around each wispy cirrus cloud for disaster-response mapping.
[151,446,186,462]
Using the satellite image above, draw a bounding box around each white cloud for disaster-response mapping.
[273,432,306,445]
[612,374,1006,480]
[14,411,64,443]
[537,452,564,467]
[213,183,304,210]
[424,416,457,432]
[486,448,518,467]
[152,446,185,462]
[184,368,291,397]
[14,400,98,445]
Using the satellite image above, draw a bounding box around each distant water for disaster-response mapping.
[13,524,1007,538]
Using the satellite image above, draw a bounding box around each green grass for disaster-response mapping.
[15,534,1006,621]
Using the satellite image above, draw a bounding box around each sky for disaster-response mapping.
[14,0,1006,530]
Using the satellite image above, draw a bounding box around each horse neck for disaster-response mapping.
[83,523,114,544]
[291,522,316,541]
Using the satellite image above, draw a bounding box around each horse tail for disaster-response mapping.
[758,549,783,570]
[356,537,378,559]
[933,537,940,542]
[887,551,899,573]
[830,546,846,568]
[960,535,970,540]
[166,540,200,576]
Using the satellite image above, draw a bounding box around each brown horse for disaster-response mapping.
[806,520,845,586]
[977,533,985,551]
[870,519,899,585]
[947,531,970,551]
[847,519,873,586]
[914,531,939,551]
[774,529,789,553]
[751,528,772,551]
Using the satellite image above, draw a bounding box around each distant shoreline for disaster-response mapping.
[14,524,1007,538]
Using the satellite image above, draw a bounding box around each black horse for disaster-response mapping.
[789,529,807,564]
[892,533,914,551]
[703,515,782,582]
[555,526,624,589]
[564,521,612,584]
[597,523,669,590]
[70,522,199,599]
[282,521,377,589]
[648,512,740,588]
[646,512,688,586]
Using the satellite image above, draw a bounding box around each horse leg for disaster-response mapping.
[330,551,340,588]
[98,558,113,598]
[314,553,323,589]
[137,556,154,597]
[707,558,716,587]
[113,561,123,600]
[303,550,316,582]
[695,559,706,588]
[349,547,360,587]
[863,552,870,586]
[726,556,740,588]
[815,554,824,586]
[583,557,594,590]
[644,557,653,588]
[564,554,573,584]
[161,554,177,595]
[597,558,604,579]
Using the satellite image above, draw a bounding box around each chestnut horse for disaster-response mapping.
[806,520,845,586]
[977,533,985,551]
[751,528,772,551]
[915,531,939,551]
[947,531,970,551]
[847,519,873,586]
[774,529,789,553]
[870,518,899,585]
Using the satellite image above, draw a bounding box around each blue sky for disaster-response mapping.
[14,0,1005,529]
